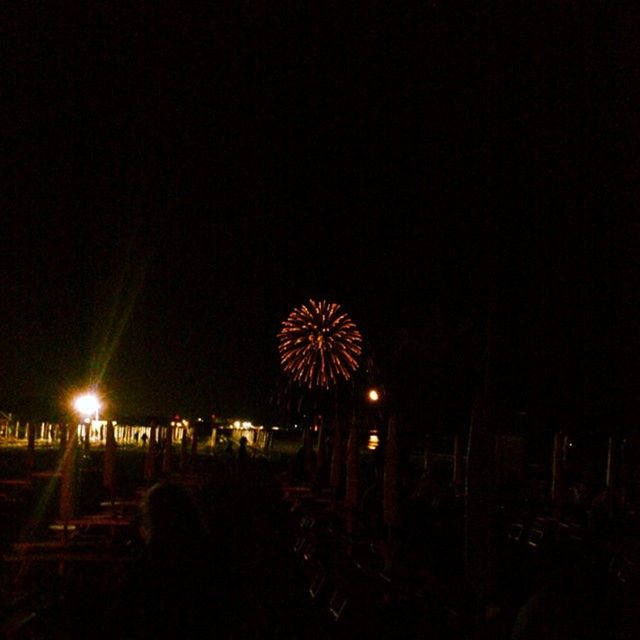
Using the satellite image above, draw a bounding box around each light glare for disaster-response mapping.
[73,393,101,417]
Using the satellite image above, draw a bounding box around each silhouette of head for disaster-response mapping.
[141,481,208,549]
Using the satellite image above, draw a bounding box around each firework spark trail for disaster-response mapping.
[278,299,362,388]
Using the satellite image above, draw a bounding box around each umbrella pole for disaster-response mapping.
[383,415,399,573]
[313,415,326,491]
[60,431,77,545]
[344,417,360,538]
[329,417,343,510]
[26,422,36,479]
[145,422,157,485]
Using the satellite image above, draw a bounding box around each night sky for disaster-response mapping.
[4,3,639,429]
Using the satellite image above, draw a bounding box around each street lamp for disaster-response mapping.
[367,388,380,403]
[364,388,383,450]
[73,393,101,421]
[73,392,101,450]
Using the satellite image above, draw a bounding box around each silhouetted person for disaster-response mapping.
[292,443,316,483]
[238,436,249,463]
[125,481,230,639]
[314,437,331,488]
[292,444,306,482]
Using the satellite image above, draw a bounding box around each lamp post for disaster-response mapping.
[365,387,383,451]
[366,386,401,572]
[73,392,101,452]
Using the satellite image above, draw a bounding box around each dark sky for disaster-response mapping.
[4,3,639,427]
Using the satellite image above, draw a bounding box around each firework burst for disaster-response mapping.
[278,299,363,389]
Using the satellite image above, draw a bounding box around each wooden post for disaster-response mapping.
[605,435,614,489]
[453,433,464,496]
[190,427,198,471]
[605,435,615,515]
[60,431,77,539]
[59,423,68,449]
[26,422,36,477]
[383,415,400,572]
[180,429,189,475]
[315,416,326,487]
[423,433,432,480]
[103,422,117,513]
[330,418,344,501]
[303,427,315,481]
[162,424,173,475]
[464,393,498,621]
[83,421,91,454]
[551,431,565,516]
[345,419,359,535]
[145,422,157,485]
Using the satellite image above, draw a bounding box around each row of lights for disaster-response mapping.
[71,392,200,427]
[70,387,382,427]
[231,421,264,430]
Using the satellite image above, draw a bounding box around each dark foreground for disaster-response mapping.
[1,447,638,639]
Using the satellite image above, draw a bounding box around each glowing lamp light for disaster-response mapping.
[73,393,101,418]
[367,389,380,403]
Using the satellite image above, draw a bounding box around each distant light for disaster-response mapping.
[242,421,252,429]
[73,393,101,418]
[233,421,241,429]
[367,389,380,403]
[367,431,380,450]
[182,419,189,426]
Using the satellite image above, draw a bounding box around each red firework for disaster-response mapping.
[278,299,363,388]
